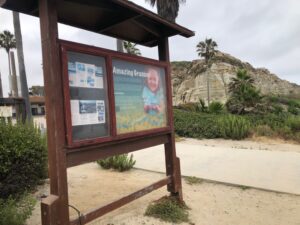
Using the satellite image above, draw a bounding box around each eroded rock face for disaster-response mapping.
[171,51,300,105]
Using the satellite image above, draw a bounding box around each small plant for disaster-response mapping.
[97,154,136,172]
[208,101,224,114]
[198,98,208,113]
[145,196,189,223]
[0,195,35,225]
[185,176,203,185]
[236,185,250,191]
[219,115,251,140]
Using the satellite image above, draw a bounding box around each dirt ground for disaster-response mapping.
[182,137,300,153]
[27,163,300,225]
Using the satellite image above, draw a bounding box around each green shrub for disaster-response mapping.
[0,194,35,225]
[275,126,293,139]
[0,121,47,199]
[245,113,289,129]
[175,103,199,112]
[208,101,224,114]
[174,109,222,139]
[271,104,284,115]
[287,99,300,108]
[145,196,189,223]
[288,105,300,115]
[287,117,300,132]
[185,176,203,185]
[219,115,251,140]
[253,125,274,137]
[97,154,136,172]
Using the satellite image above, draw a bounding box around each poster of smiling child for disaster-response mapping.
[142,68,164,115]
[113,59,167,134]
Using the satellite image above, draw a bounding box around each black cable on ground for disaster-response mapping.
[68,204,83,225]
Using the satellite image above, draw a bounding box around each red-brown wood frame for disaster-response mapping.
[60,39,172,148]
[38,0,183,224]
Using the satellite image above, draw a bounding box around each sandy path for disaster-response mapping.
[182,137,300,153]
[27,163,300,225]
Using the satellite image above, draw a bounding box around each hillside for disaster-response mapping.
[171,51,300,105]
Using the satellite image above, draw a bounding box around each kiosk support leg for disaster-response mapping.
[39,0,70,224]
[158,38,183,202]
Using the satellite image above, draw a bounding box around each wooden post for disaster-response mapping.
[41,195,59,225]
[158,38,183,202]
[39,0,70,224]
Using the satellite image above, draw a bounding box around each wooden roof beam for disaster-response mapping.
[98,14,141,33]
[132,17,161,37]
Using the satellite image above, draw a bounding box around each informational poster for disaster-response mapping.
[113,59,167,134]
[67,51,109,142]
[68,62,104,89]
[0,106,13,117]
[71,100,105,126]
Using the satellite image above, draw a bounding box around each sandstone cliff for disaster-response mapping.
[171,51,300,105]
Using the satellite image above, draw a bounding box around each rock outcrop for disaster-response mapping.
[171,51,300,105]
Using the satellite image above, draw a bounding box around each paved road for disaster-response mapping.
[133,142,300,195]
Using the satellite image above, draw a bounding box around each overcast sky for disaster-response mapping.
[0,0,299,97]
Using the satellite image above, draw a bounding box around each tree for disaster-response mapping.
[196,38,218,105]
[29,85,44,96]
[13,12,32,120]
[146,0,186,22]
[226,69,262,114]
[123,41,141,55]
[0,30,16,79]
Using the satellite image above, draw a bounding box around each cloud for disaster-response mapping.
[0,0,299,97]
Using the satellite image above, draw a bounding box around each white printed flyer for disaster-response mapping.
[68,62,104,89]
[71,100,106,126]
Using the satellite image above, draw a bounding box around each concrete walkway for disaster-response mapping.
[133,142,300,195]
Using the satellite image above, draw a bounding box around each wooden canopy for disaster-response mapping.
[0,0,195,47]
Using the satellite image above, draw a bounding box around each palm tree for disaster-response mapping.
[196,38,218,105]
[226,69,262,114]
[123,41,141,55]
[13,11,32,120]
[0,30,16,79]
[146,0,186,22]
[228,69,255,95]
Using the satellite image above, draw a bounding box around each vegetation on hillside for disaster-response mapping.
[174,69,300,142]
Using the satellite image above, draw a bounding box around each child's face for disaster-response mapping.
[147,69,159,92]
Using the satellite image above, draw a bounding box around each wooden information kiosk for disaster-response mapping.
[0,0,194,224]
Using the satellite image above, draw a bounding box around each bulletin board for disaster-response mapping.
[60,40,171,147]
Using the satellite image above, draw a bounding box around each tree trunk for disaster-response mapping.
[7,52,12,77]
[10,51,18,97]
[13,11,32,120]
[206,71,210,106]
[116,39,124,52]
[206,60,211,106]
[0,71,3,97]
